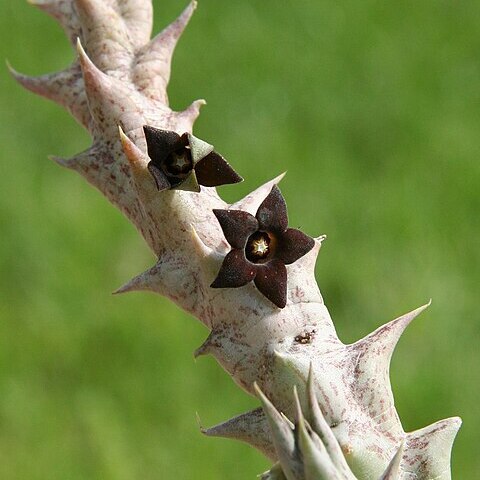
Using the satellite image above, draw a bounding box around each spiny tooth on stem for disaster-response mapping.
[28,0,81,45]
[115,246,213,315]
[201,407,276,461]
[48,145,101,171]
[260,463,288,480]
[193,331,216,359]
[306,366,354,477]
[357,301,433,359]
[172,99,207,135]
[189,226,224,284]
[113,261,166,296]
[286,238,323,305]
[50,137,146,238]
[133,1,198,102]
[379,442,404,480]
[118,126,147,166]
[348,301,432,437]
[190,225,214,260]
[292,386,304,425]
[295,389,340,480]
[113,235,216,301]
[28,0,62,16]
[119,126,156,197]
[404,417,462,479]
[254,383,300,480]
[229,172,286,215]
[271,349,308,402]
[7,62,90,129]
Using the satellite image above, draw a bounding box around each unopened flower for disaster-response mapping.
[143,126,242,192]
[211,185,314,308]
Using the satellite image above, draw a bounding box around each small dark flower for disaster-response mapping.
[211,185,315,308]
[143,126,243,192]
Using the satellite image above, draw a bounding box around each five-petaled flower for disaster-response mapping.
[143,126,242,192]
[211,185,315,308]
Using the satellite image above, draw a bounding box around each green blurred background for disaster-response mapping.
[1,0,478,478]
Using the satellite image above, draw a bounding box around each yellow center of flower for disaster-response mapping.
[252,237,269,256]
[171,151,191,171]
[246,231,273,263]
[164,147,193,178]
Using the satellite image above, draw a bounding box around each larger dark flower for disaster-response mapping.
[211,185,315,308]
[143,126,242,192]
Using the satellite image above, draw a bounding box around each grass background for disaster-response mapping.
[0,0,479,478]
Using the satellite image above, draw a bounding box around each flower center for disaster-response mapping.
[164,147,193,177]
[246,231,273,263]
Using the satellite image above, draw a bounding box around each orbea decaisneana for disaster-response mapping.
[143,125,243,192]
[10,0,461,478]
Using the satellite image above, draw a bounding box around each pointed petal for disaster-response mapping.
[277,228,315,265]
[143,125,180,164]
[173,170,200,192]
[213,209,258,249]
[404,417,461,479]
[146,163,170,191]
[256,185,288,233]
[201,407,276,461]
[8,62,90,129]
[379,442,404,480]
[349,302,432,437]
[133,1,197,100]
[210,250,256,288]
[187,133,214,164]
[230,173,286,215]
[195,151,243,187]
[254,259,287,308]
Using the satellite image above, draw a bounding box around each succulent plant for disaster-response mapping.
[10,0,461,478]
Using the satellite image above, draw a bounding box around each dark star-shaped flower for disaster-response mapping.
[211,185,315,308]
[143,126,243,192]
